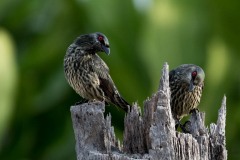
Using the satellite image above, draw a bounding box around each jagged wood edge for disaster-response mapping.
[70,63,227,160]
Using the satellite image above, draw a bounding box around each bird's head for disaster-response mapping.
[74,32,110,55]
[174,64,205,92]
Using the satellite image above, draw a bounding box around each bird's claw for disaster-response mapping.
[75,99,88,105]
[190,108,199,114]
[175,120,181,130]
[180,120,192,133]
[175,120,192,133]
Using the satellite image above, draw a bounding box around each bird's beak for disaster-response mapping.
[189,79,195,92]
[102,45,110,55]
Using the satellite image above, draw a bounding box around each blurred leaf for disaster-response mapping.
[0,28,17,149]
[0,0,240,159]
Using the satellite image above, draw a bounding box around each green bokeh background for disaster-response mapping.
[0,0,239,159]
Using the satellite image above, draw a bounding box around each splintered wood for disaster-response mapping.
[70,63,227,160]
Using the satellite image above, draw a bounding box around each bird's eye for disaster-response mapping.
[98,35,104,42]
[192,71,197,78]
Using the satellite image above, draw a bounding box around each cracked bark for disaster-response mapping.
[70,63,227,160]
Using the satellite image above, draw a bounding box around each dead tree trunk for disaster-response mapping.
[70,63,227,160]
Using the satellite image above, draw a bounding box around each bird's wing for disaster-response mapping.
[91,55,110,79]
[90,55,130,111]
[90,55,117,96]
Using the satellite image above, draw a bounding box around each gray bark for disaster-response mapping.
[70,62,227,160]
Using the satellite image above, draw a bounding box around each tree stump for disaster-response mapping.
[70,63,227,160]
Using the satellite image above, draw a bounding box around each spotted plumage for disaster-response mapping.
[64,32,130,112]
[169,64,205,121]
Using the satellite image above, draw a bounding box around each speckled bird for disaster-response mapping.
[169,64,205,122]
[64,32,131,112]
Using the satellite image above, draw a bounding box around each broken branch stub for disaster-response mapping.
[70,63,227,160]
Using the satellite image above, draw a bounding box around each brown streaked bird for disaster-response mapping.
[169,64,205,124]
[64,32,131,112]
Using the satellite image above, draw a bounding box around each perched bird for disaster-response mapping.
[64,32,130,112]
[169,64,205,125]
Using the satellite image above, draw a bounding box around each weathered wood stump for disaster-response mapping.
[70,63,227,160]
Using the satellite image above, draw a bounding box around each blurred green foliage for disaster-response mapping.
[0,0,240,159]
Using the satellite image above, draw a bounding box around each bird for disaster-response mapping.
[64,32,131,112]
[169,64,205,130]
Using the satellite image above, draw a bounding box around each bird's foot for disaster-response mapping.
[190,108,199,114]
[180,120,192,133]
[87,99,106,103]
[75,99,88,105]
[88,99,97,103]
[175,119,182,130]
[175,120,192,133]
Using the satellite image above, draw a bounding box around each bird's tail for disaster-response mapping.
[113,95,131,112]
